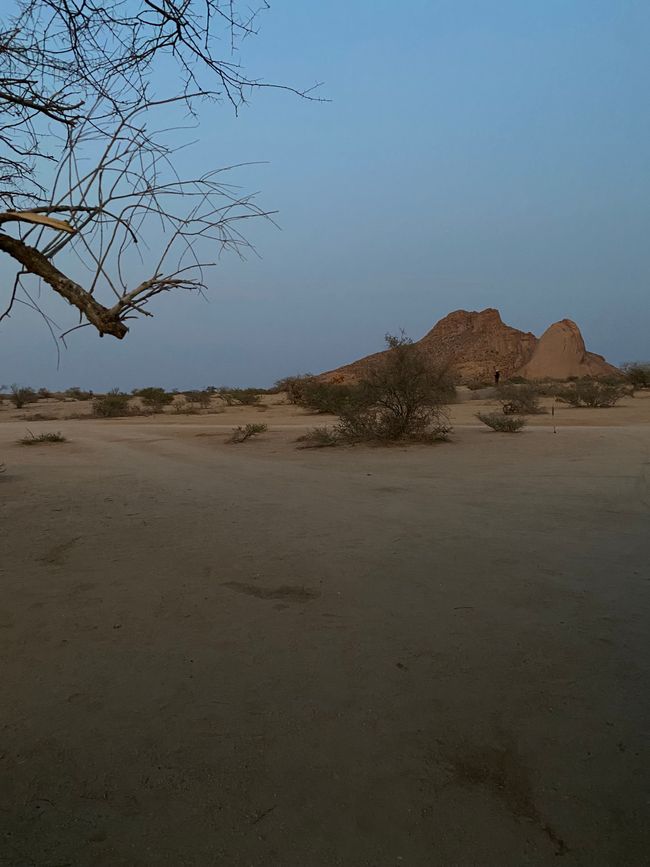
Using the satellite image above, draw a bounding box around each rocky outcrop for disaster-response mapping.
[517,319,620,380]
[320,308,620,384]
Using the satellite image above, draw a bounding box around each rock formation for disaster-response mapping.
[320,308,620,384]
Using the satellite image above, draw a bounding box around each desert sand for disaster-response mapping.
[1,393,649,865]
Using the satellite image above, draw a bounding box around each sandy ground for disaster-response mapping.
[1,394,649,866]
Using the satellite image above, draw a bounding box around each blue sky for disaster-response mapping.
[1,0,648,389]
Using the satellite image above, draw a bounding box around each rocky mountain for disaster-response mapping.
[320,308,620,384]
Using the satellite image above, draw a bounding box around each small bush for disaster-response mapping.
[18,430,67,445]
[554,381,626,408]
[10,385,38,409]
[296,426,340,449]
[227,423,268,443]
[477,412,526,432]
[621,362,650,390]
[498,384,545,415]
[93,389,131,417]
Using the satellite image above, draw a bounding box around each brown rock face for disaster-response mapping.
[517,319,620,380]
[320,308,620,384]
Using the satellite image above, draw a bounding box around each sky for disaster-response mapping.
[1,0,649,390]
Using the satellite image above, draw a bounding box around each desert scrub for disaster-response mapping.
[219,387,261,406]
[296,427,340,449]
[227,423,268,443]
[334,333,453,443]
[620,362,650,391]
[92,389,131,417]
[184,390,213,409]
[18,430,67,445]
[477,412,526,432]
[498,384,545,415]
[134,387,174,413]
[554,381,626,408]
[10,385,38,409]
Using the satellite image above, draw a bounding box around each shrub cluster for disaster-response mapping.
[92,389,131,417]
[621,362,650,390]
[554,381,626,408]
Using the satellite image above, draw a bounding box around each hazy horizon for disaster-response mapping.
[1,0,648,390]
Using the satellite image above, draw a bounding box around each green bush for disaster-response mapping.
[134,387,174,413]
[477,412,526,432]
[335,333,453,443]
[227,423,268,443]
[93,389,131,417]
[554,381,626,408]
[10,385,37,409]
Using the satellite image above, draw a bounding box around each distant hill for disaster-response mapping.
[320,308,621,384]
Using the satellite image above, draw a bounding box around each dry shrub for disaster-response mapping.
[184,390,212,408]
[18,430,67,445]
[296,427,340,449]
[10,385,38,409]
[227,423,268,443]
[498,384,545,415]
[219,387,260,406]
[477,412,526,432]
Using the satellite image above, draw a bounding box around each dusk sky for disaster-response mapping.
[1,0,648,390]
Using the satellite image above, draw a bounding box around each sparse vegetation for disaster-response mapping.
[65,387,93,401]
[554,381,626,408]
[92,389,131,418]
[477,412,526,432]
[18,430,67,445]
[498,384,545,415]
[219,388,261,406]
[333,333,453,444]
[227,423,268,443]
[10,385,38,409]
[296,427,341,449]
[184,390,213,409]
[621,362,650,390]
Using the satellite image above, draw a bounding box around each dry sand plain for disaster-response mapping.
[1,393,649,866]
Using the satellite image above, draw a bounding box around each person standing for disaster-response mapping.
[494,369,501,386]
